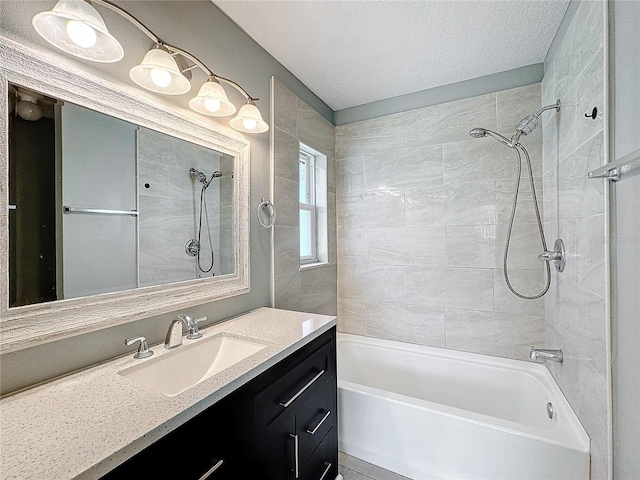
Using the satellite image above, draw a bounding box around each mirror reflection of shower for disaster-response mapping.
[186,167,222,276]
[469,100,565,300]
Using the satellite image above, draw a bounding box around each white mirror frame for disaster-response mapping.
[0,36,250,353]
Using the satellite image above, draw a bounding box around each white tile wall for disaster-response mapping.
[137,128,234,287]
[272,78,337,316]
[336,84,546,360]
[542,1,609,477]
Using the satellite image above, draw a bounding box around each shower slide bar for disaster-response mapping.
[588,148,640,182]
[63,206,139,217]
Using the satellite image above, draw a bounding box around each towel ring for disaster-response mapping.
[257,198,276,228]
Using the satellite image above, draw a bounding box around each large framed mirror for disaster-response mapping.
[0,36,250,353]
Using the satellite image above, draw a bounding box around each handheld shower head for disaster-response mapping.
[469,127,513,147]
[469,128,487,138]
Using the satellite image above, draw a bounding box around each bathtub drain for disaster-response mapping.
[547,402,554,419]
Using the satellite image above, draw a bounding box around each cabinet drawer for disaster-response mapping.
[296,377,334,466]
[300,427,337,480]
[255,341,333,427]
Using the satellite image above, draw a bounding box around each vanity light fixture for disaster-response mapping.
[189,77,236,116]
[230,100,269,134]
[32,0,268,133]
[129,45,191,95]
[32,0,124,63]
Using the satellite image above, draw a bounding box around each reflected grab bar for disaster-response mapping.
[63,206,139,217]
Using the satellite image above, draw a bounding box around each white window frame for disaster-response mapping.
[299,148,317,264]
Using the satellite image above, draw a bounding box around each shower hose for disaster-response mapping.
[504,143,551,300]
[197,185,215,274]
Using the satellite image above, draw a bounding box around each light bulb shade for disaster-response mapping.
[17,101,43,121]
[189,79,236,117]
[129,47,191,95]
[230,102,269,133]
[32,0,124,63]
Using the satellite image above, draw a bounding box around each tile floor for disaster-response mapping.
[338,452,410,480]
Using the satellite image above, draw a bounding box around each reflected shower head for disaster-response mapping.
[190,168,222,188]
[190,167,207,184]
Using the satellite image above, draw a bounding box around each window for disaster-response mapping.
[299,143,327,266]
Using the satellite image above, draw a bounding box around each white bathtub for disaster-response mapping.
[337,333,590,480]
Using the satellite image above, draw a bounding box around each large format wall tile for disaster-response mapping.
[497,84,543,132]
[443,139,517,185]
[558,131,605,219]
[274,127,300,181]
[337,84,546,362]
[337,298,367,335]
[365,145,443,190]
[445,309,544,359]
[337,189,406,229]
[273,78,298,136]
[366,302,445,347]
[541,2,608,476]
[336,156,365,196]
[493,268,545,316]
[368,227,446,266]
[273,79,337,316]
[405,93,498,148]
[274,176,300,227]
[339,263,406,303]
[406,266,494,311]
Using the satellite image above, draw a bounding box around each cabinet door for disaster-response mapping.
[299,426,337,480]
[99,394,249,479]
[253,410,297,479]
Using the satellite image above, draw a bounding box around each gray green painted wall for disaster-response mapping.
[0,0,331,395]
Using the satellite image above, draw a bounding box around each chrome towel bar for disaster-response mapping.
[63,206,139,216]
[588,148,640,182]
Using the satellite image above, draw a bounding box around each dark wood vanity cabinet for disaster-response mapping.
[100,326,337,480]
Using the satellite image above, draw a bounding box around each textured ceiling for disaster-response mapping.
[213,0,570,111]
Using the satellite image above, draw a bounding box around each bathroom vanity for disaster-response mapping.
[0,308,338,480]
[103,320,338,479]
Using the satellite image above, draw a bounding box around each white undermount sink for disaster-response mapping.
[119,334,267,397]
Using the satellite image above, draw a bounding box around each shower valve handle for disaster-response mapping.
[538,239,566,273]
[538,251,562,261]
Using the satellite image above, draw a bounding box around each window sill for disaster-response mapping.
[300,261,330,271]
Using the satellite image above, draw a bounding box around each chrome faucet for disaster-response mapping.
[164,314,206,349]
[530,347,563,362]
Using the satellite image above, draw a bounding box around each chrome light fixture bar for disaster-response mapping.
[32,0,268,133]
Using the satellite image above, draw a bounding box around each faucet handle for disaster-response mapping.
[125,336,154,359]
[187,316,207,340]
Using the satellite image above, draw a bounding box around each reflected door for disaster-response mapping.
[61,104,138,298]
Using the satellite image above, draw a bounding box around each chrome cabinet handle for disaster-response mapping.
[319,462,332,480]
[198,459,224,480]
[279,369,325,407]
[290,434,299,479]
[306,410,331,435]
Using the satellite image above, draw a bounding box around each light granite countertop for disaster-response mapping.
[0,307,337,480]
